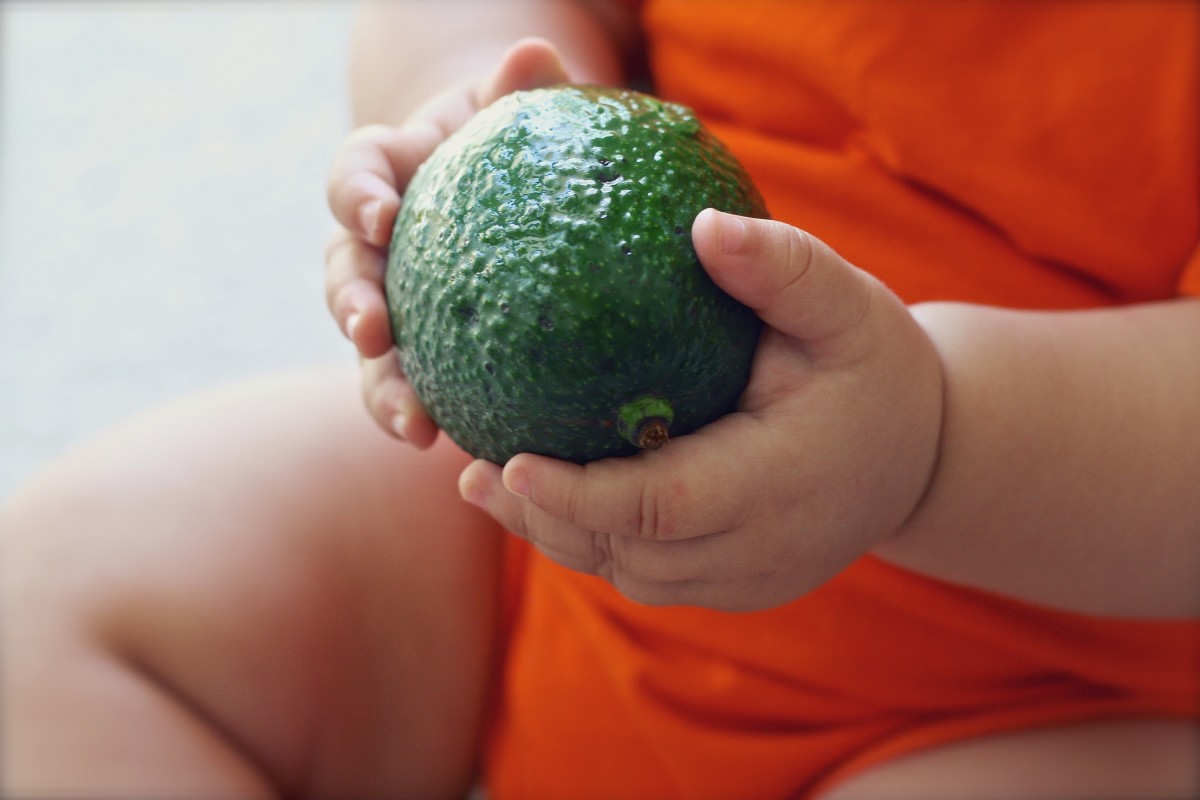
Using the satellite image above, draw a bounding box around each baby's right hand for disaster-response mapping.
[325,38,570,446]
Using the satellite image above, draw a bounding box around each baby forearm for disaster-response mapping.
[875,298,1200,618]
[347,1,631,127]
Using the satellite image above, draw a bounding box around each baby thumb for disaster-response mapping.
[478,38,571,107]
[692,209,877,349]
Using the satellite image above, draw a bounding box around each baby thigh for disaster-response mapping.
[819,716,1200,799]
[1,364,504,799]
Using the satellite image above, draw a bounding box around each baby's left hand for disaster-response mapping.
[459,210,944,611]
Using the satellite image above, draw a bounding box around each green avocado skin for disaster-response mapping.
[386,85,769,464]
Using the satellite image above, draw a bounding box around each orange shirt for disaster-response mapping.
[646,0,1199,308]
[483,2,1200,798]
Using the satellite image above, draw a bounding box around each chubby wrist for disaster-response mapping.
[871,297,1200,616]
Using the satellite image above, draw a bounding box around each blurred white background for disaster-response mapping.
[1,2,358,500]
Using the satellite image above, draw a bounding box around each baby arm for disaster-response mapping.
[462,211,1200,617]
[885,295,1200,617]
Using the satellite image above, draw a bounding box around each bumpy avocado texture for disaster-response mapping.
[386,85,769,464]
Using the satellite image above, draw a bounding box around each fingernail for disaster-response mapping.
[716,211,747,254]
[391,413,407,439]
[359,199,382,240]
[345,312,361,342]
[505,467,530,498]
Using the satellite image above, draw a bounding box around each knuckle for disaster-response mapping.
[325,273,359,321]
[325,238,385,304]
[561,481,585,526]
[515,500,544,542]
[326,278,354,321]
[325,268,353,314]
[344,123,395,149]
[780,225,816,293]
[636,481,679,541]
[361,355,400,422]
[327,285,349,320]
[590,532,617,584]
[401,118,447,154]
[609,535,664,587]
[637,484,659,539]
[328,177,360,215]
[324,227,355,267]
[361,368,385,418]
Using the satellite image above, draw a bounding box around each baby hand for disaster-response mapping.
[459,210,944,611]
[324,39,570,446]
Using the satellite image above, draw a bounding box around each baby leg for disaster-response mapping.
[819,716,1200,799]
[1,364,505,798]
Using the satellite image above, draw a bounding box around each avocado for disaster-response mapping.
[385,85,768,464]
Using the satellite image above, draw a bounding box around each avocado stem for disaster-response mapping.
[616,395,674,451]
[635,418,671,450]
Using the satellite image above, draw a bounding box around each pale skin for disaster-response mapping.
[2,2,1198,798]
